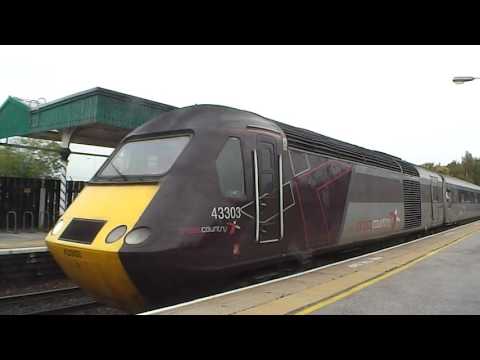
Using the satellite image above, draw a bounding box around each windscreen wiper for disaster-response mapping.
[109,161,128,182]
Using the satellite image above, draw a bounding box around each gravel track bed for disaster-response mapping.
[63,305,129,315]
[0,277,77,297]
[0,288,95,315]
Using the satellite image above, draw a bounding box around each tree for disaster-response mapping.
[0,137,62,178]
[462,151,475,182]
[421,151,480,186]
[420,162,450,176]
[447,160,465,180]
[422,162,435,171]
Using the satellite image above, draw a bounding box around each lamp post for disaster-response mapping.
[452,76,480,84]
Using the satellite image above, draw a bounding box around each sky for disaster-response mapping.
[1,45,480,181]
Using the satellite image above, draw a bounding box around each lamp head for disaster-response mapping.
[453,76,476,85]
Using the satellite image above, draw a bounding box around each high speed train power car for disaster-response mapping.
[45,105,480,313]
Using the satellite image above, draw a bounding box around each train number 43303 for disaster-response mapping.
[211,207,241,220]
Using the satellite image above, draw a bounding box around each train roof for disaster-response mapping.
[416,166,443,180]
[126,104,282,138]
[269,119,419,177]
[442,175,480,191]
[416,166,480,191]
[131,104,420,176]
[184,105,421,177]
[134,104,480,182]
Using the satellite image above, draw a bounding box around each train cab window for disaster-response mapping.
[97,136,191,179]
[216,138,246,199]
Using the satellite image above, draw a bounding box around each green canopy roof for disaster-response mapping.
[0,87,177,148]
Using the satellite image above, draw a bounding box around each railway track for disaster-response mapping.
[26,300,100,315]
[0,286,100,315]
[0,250,63,284]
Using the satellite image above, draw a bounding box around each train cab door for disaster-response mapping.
[430,176,440,224]
[255,135,280,243]
[253,133,284,245]
[430,176,436,222]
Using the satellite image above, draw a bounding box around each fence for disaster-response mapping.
[0,177,85,232]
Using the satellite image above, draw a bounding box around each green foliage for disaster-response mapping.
[0,138,62,178]
[421,151,480,186]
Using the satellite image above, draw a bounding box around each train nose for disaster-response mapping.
[45,183,160,313]
[47,241,145,312]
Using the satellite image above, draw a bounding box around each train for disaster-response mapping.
[45,104,480,313]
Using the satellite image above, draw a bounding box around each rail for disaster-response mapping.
[0,286,96,315]
[24,300,100,315]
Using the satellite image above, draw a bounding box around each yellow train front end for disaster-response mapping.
[45,183,159,313]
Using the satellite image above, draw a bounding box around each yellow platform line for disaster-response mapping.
[293,229,477,315]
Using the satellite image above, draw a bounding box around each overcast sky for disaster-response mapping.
[1,45,480,181]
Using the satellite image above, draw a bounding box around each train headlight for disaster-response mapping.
[51,219,65,236]
[105,225,127,244]
[125,227,151,245]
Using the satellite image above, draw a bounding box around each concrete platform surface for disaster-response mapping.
[142,220,480,315]
[312,229,480,315]
[0,232,47,250]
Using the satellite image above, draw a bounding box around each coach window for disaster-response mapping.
[468,191,474,203]
[216,137,246,199]
[434,186,440,202]
[290,150,309,175]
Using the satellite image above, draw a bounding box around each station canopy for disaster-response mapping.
[0,87,177,148]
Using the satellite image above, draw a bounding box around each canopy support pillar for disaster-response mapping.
[59,128,75,216]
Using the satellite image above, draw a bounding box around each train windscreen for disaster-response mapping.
[96,135,191,179]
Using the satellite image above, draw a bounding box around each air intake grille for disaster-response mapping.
[403,180,421,229]
[398,160,419,177]
[273,121,419,177]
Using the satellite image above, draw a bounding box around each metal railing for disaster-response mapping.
[6,211,17,233]
[22,211,34,233]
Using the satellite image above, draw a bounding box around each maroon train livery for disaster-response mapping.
[45,105,480,312]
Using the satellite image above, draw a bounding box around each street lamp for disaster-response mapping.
[452,76,480,84]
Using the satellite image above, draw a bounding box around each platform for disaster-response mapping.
[311,229,480,314]
[142,220,480,315]
[0,232,47,254]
